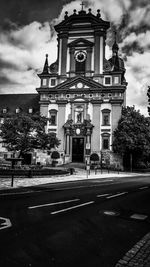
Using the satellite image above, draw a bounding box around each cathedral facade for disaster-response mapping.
[36,7,127,167]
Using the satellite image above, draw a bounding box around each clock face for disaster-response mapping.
[75,51,87,62]
[77,82,83,88]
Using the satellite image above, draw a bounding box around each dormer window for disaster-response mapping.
[114,76,119,84]
[104,76,112,85]
[51,78,56,86]
[42,79,47,86]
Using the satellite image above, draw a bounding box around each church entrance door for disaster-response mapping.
[72,137,84,162]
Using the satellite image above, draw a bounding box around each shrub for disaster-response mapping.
[51,151,60,167]
[90,153,99,162]
[51,151,60,159]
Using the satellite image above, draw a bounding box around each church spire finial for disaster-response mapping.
[80,1,85,10]
[112,31,119,56]
[42,54,49,74]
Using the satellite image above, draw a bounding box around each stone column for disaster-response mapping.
[66,133,70,155]
[100,36,104,74]
[94,33,100,75]
[61,33,68,76]
[86,47,92,76]
[69,47,75,77]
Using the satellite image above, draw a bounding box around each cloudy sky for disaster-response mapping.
[0,0,149,116]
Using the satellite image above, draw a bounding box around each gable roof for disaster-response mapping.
[0,94,39,115]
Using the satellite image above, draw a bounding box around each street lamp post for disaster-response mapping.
[6,158,23,187]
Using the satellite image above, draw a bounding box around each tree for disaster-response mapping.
[147,86,150,116]
[113,106,150,170]
[0,112,60,158]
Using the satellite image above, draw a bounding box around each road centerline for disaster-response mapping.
[106,192,128,199]
[139,186,149,190]
[97,193,110,197]
[51,201,94,215]
[28,198,80,209]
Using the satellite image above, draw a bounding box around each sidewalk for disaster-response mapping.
[115,232,150,267]
[0,168,149,191]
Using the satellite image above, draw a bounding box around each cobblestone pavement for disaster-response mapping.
[115,232,150,267]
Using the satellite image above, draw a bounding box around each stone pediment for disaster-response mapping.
[68,38,93,48]
[54,76,104,92]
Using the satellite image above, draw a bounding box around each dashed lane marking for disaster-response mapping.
[130,213,148,220]
[139,186,149,190]
[97,193,110,197]
[0,217,12,230]
[106,192,128,199]
[28,198,80,209]
[51,201,94,215]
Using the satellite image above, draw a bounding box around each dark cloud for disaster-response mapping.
[122,42,144,56]
[0,0,71,27]
[0,75,17,85]
[0,59,20,71]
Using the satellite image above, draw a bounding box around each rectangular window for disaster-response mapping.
[29,108,33,114]
[0,118,4,124]
[114,76,119,84]
[102,137,109,150]
[2,108,7,114]
[50,115,56,125]
[51,79,56,86]
[43,79,47,86]
[49,110,57,126]
[103,113,110,126]
[105,77,111,85]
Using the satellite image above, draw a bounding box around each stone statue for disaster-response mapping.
[77,112,82,122]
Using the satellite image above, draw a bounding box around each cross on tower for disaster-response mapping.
[80,1,85,10]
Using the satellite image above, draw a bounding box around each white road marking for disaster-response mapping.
[51,201,94,215]
[97,193,110,197]
[106,192,127,199]
[139,186,149,190]
[0,217,12,230]
[130,214,148,220]
[28,198,80,209]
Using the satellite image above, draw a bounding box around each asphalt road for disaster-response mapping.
[0,175,150,267]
